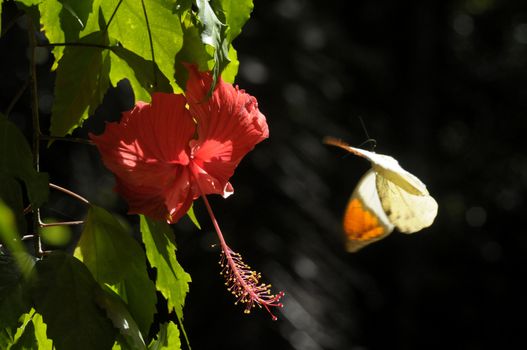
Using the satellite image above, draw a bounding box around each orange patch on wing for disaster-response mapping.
[343,198,385,241]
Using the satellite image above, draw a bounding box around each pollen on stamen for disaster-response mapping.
[218,246,284,321]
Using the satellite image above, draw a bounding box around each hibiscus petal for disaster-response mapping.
[90,93,197,222]
[185,65,269,196]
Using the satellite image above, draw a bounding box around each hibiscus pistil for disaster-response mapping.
[199,192,284,320]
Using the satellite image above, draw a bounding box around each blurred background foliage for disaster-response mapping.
[2,0,527,348]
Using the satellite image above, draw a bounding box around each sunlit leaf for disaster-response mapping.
[218,0,253,42]
[49,31,112,137]
[39,0,100,69]
[9,310,54,350]
[174,10,213,87]
[29,252,117,350]
[186,203,201,230]
[221,44,238,83]
[139,216,190,326]
[74,206,157,337]
[0,113,49,207]
[32,312,52,350]
[10,310,37,350]
[147,322,181,350]
[96,286,147,350]
[101,0,184,92]
[109,46,172,103]
[195,0,229,84]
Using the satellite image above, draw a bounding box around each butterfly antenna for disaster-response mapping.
[357,116,376,151]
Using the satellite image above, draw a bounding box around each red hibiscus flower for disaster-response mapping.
[90,65,268,223]
[91,65,283,319]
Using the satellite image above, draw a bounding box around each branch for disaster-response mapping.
[27,18,44,257]
[40,221,85,227]
[5,79,30,117]
[49,183,90,205]
[40,135,95,145]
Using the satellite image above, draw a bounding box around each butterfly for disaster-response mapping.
[324,137,438,252]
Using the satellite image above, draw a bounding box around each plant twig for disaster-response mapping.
[37,42,114,50]
[141,0,158,88]
[40,135,95,145]
[5,79,30,117]
[49,183,90,205]
[104,0,123,34]
[40,221,84,227]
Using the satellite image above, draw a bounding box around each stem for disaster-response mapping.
[49,183,90,205]
[140,0,158,88]
[5,79,30,117]
[27,18,43,257]
[40,221,84,227]
[0,11,24,36]
[40,135,95,145]
[104,0,123,34]
[37,42,114,50]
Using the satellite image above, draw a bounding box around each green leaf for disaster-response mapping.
[139,216,190,328]
[0,201,24,254]
[101,0,184,92]
[39,0,100,69]
[0,175,26,235]
[0,255,32,337]
[10,311,37,350]
[186,203,201,230]
[109,46,172,103]
[175,9,213,85]
[74,206,157,337]
[1,309,53,350]
[218,0,253,43]
[39,218,72,247]
[13,0,41,6]
[31,313,53,350]
[29,252,117,350]
[221,44,238,83]
[148,322,181,350]
[0,113,49,207]
[195,0,230,85]
[0,328,14,349]
[96,287,147,350]
[0,201,35,278]
[49,31,112,137]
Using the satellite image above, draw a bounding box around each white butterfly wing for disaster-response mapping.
[375,174,438,233]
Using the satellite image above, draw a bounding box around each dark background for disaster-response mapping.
[2,0,527,349]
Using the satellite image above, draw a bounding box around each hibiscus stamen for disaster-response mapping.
[200,194,284,320]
